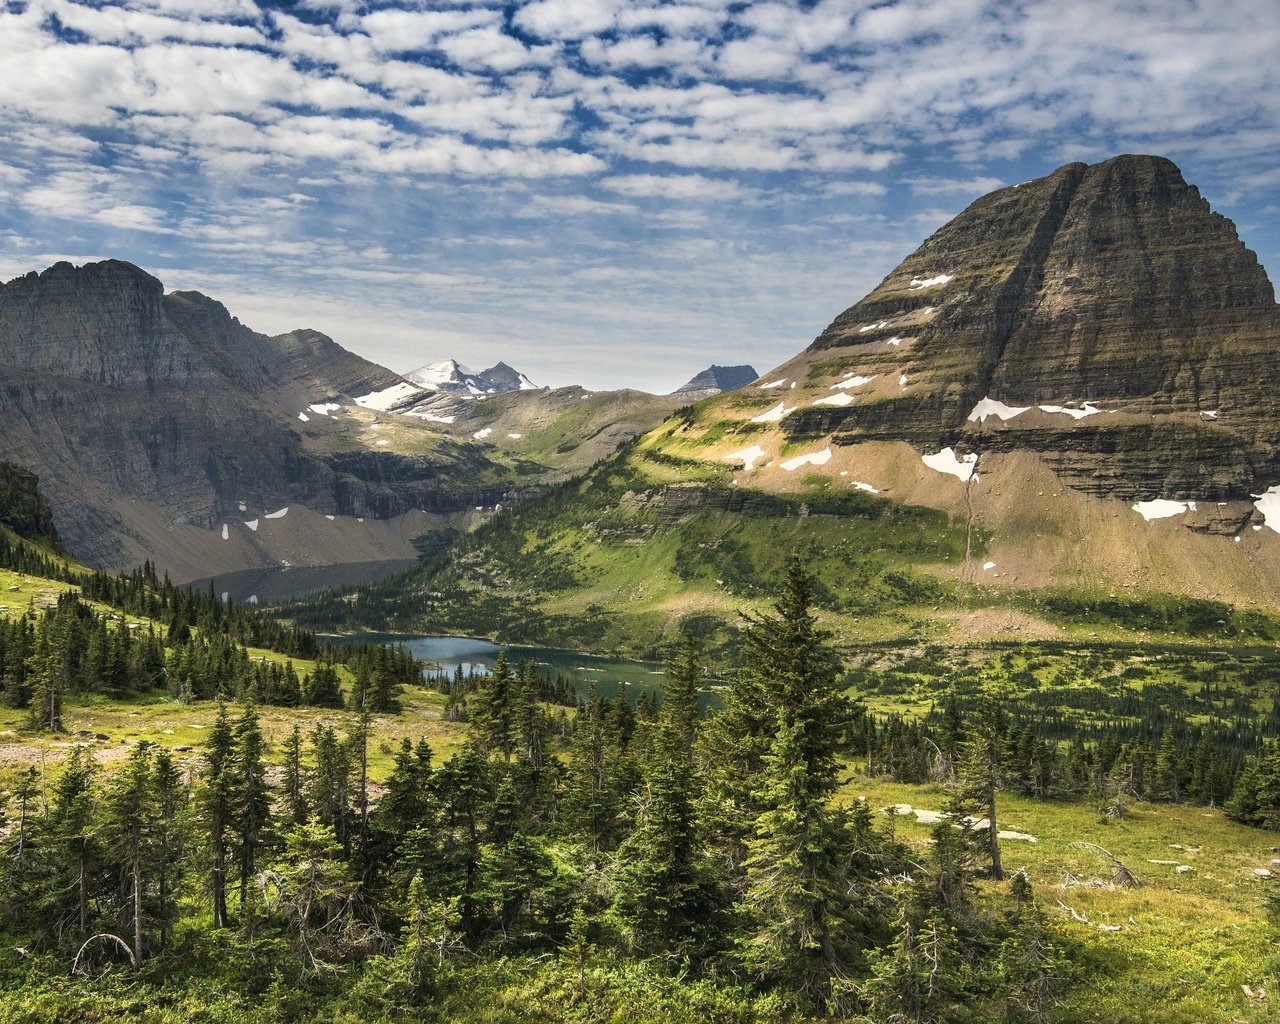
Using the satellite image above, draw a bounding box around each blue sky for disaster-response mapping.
[1,0,1278,393]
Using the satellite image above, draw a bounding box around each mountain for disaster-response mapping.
[672,364,759,397]
[302,155,1280,654]
[0,260,510,580]
[404,359,538,394]
[0,261,696,585]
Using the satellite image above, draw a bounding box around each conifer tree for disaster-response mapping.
[230,701,271,913]
[101,741,157,966]
[49,744,99,945]
[947,697,1007,880]
[282,725,309,826]
[716,560,863,1006]
[198,704,235,927]
[611,631,720,957]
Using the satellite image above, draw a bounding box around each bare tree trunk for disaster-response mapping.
[987,781,1004,881]
[132,858,144,967]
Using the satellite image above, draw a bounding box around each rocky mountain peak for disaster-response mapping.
[673,364,759,396]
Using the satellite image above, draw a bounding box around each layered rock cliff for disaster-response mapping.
[772,155,1280,509]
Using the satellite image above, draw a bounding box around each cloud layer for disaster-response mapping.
[1,0,1277,389]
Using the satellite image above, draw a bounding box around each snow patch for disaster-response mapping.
[887,336,904,347]
[813,392,854,407]
[922,447,977,482]
[308,402,340,416]
[852,481,880,494]
[1132,499,1188,521]
[859,320,892,333]
[751,401,794,423]
[1039,402,1102,419]
[376,439,389,446]
[968,397,1031,423]
[405,411,456,424]
[899,373,909,387]
[244,519,259,532]
[831,374,877,390]
[781,448,832,472]
[1252,485,1280,533]
[238,502,247,512]
[759,378,787,389]
[1200,410,1219,420]
[983,561,996,571]
[265,507,289,520]
[220,523,228,541]
[723,444,767,471]
[473,427,493,440]
[297,412,309,422]
[507,433,523,439]
[325,515,335,521]
[908,273,953,290]
[354,382,422,411]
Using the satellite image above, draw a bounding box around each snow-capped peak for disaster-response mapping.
[405,359,477,390]
[402,358,538,395]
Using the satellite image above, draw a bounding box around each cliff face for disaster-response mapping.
[0,260,502,572]
[776,155,1280,508]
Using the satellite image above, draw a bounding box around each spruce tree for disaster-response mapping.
[713,559,863,1006]
[611,631,720,957]
[198,703,235,927]
[230,701,271,913]
[101,741,157,966]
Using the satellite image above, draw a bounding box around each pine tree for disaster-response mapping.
[230,701,271,914]
[611,631,720,957]
[282,725,309,825]
[151,748,186,950]
[198,703,235,927]
[716,560,863,1007]
[101,741,157,966]
[947,697,1007,880]
[470,651,514,759]
[49,744,99,945]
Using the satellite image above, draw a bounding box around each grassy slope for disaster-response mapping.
[844,776,1277,1024]
[0,546,468,786]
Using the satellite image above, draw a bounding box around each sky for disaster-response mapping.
[0,0,1278,393]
